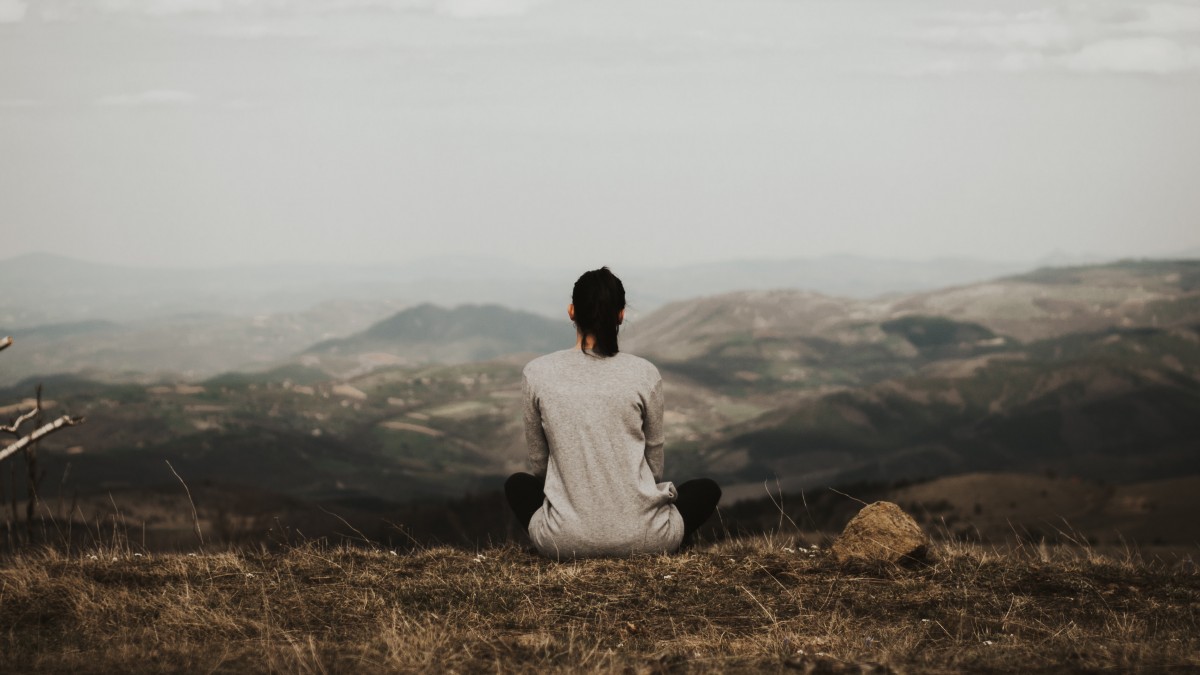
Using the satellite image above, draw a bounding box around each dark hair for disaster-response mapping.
[572,267,626,358]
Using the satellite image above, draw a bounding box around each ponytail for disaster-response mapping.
[572,267,625,358]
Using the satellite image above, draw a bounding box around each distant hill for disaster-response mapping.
[5,257,1199,537]
[622,289,919,395]
[2,251,1046,384]
[302,303,572,375]
[3,359,535,508]
[709,324,1200,500]
[0,299,408,387]
[616,260,1200,499]
[623,259,1200,393]
[623,289,869,361]
[891,259,1200,341]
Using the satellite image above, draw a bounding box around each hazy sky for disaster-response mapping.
[1,0,1198,270]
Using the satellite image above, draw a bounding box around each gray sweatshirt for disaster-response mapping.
[522,348,684,558]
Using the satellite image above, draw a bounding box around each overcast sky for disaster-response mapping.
[1,0,1198,270]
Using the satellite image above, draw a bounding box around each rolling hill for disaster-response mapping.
[301,303,572,376]
[707,324,1200,501]
[622,259,1200,393]
[3,259,1199,548]
[888,259,1200,341]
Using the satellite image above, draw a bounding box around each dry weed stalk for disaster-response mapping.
[165,460,205,548]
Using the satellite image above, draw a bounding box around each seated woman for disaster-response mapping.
[505,267,721,559]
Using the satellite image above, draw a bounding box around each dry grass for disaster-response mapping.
[1,536,1197,673]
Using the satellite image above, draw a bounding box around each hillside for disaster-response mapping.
[303,303,572,376]
[1,538,1196,673]
[4,360,533,507]
[616,260,1200,495]
[890,472,1200,547]
[890,259,1200,341]
[623,259,1200,393]
[6,257,1196,388]
[8,350,770,523]
[3,259,1199,550]
[707,324,1200,498]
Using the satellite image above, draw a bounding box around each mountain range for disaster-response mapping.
[1,257,1198,547]
[3,252,1196,387]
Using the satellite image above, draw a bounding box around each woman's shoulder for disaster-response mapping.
[614,351,662,382]
[522,350,660,381]
[614,350,656,369]
[523,349,572,377]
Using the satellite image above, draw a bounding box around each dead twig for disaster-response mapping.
[0,406,39,436]
[0,414,86,463]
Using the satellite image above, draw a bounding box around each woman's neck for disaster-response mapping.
[574,332,596,350]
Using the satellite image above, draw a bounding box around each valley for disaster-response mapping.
[1,258,1198,550]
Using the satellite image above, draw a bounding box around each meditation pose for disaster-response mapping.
[505,267,721,558]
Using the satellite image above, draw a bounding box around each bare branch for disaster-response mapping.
[0,336,12,353]
[3,385,46,436]
[0,414,86,464]
[1,406,40,436]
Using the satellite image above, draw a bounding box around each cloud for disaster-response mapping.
[30,0,546,19]
[911,1,1200,76]
[141,0,224,15]
[210,23,317,39]
[95,89,198,106]
[1063,37,1200,74]
[921,9,1079,51]
[434,0,543,19]
[0,0,27,23]
[1109,4,1200,34]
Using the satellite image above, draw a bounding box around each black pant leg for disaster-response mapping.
[505,472,546,530]
[675,478,721,547]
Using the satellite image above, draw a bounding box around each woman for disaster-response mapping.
[505,267,721,559]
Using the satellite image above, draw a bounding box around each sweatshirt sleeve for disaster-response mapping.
[522,372,550,477]
[643,375,665,483]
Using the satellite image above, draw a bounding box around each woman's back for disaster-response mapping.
[504,266,719,558]
[522,348,684,558]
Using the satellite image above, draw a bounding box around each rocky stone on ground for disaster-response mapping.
[832,501,930,564]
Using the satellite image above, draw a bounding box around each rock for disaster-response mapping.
[832,501,929,564]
